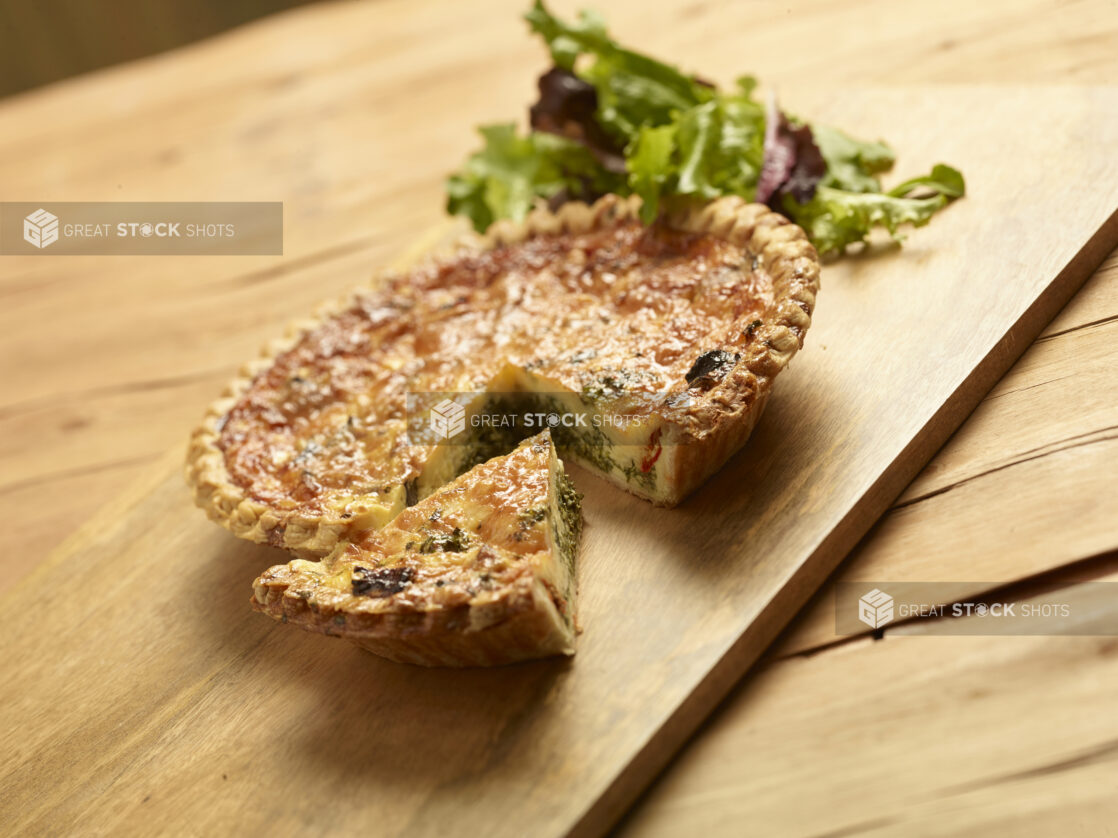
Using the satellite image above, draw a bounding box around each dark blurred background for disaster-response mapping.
[0,0,319,99]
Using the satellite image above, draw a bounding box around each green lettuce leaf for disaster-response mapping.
[624,95,765,222]
[526,0,711,141]
[811,124,895,193]
[783,187,950,255]
[447,1,965,255]
[887,163,966,199]
[627,124,677,223]
[447,123,624,232]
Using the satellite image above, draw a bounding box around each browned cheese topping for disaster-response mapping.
[219,219,771,514]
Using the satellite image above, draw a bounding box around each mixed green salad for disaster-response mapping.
[447,1,964,255]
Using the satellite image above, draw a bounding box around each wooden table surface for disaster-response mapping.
[2,0,1116,835]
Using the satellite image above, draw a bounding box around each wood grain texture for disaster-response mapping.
[620,261,1118,838]
[618,241,1118,838]
[2,82,1117,837]
[3,0,1118,583]
[618,577,1118,838]
[2,1,1118,836]
[770,258,1118,658]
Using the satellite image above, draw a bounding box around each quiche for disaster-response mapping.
[251,431,581,666]
[186,194,820,558]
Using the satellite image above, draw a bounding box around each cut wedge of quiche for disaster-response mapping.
[186,195,821,558]
[251,431,581,666]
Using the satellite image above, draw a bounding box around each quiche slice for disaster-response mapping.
[251,431,582,667]
[187,194,820,556]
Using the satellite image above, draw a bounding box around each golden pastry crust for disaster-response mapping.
[642,198,820,502]
[186,194,820,554]
[251,432,581,667]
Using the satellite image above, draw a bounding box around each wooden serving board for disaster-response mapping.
[2,86,1116,838]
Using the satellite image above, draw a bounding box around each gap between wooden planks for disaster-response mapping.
[617,574,1118,838]
[3,0,1118,584]
[617,256,1118,836]
[770,256,1118,658]
[2,129,1116,838]
[1,2,1118,836]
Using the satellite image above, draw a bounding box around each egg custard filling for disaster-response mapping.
[252,432,582,667]
[188,195,819,664]
[188,196,819,559]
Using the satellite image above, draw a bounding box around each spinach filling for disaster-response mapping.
[420,390,657,501]
[554,469,582,578]
[416,527,470,555]
[549,467,583,627]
